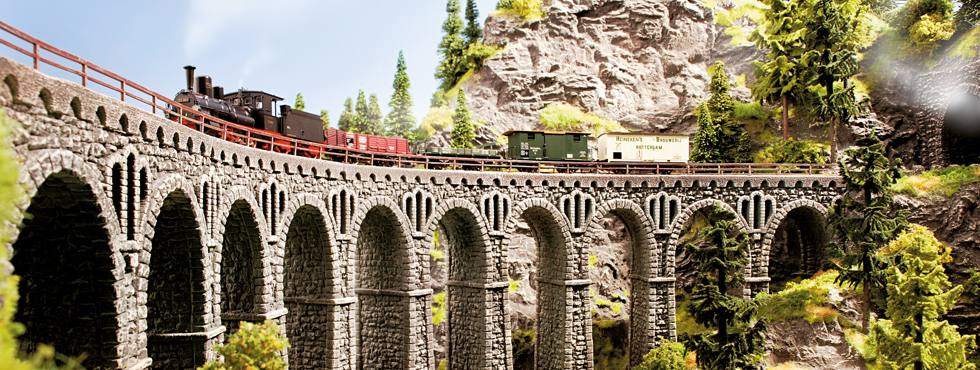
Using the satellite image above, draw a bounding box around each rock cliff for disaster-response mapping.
[461,0,762,134]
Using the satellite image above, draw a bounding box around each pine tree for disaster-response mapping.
[464,0,483,46]
[338,98,354,132]
[384,51,417,138]
[436,0,468,91]
[694,62,752,163]
[751,0,804,140]
[682,205,767,370]
[828,133,908,334]
[365,93,384,136]
[798,0,866,161]
[866,225,977,370]
[294,93,305,111]
[320,109,330,131]
[450,92,474,149]
[691,103,723,163]
[353,90,368,133]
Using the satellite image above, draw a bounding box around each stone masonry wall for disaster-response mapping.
[0,56,841,370]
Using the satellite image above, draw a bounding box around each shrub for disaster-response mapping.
[756,270,841,323]
[198,321,289,370]
[909,13,956,55]
[464,42,503,71]
[539,103,622,135]
[632,339,695,370]
[759,138,830,164]
[495,0,545,20]
[512,329,535,364]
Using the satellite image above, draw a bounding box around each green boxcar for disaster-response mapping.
[503,130,590,161]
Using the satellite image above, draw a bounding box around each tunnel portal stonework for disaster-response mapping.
[0,57,842,369]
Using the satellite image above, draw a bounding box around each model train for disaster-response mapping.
[170,67,690,164]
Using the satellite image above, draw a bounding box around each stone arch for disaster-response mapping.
[11,170,120,368]
[422,198,508,369]
[281,195,349,370]
[760,200,830,291]
[144,188,211,368]
[217,199,263,334]
[941,91,980,164]
[736,191,778,231]
[478,190,512,235]
[644,192,682,232]
[327,184,357,236]
[404,188,435,235]
[583,199,663,366]
[350,197,420,369]
[257,178,288,237]
[665,199,747,275]
[106,147,151,242]
[558,189,596,232]
[504,198,580,369]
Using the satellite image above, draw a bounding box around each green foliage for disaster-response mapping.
[908,13,957,55]
[589,254,598,270]
[385,51,417,139]
[464,0,482,45]
[691,62,752,163]
[437,0,469,91]
[509,279,520,293]
[756,270,842,322]
[464,42,503,72]
[681,205,767,370]
[759,138,831,163]
[494,0,545,20]
[864,225,977,370]
[539,103,623,135]
[632,339,695,370]
[198,321,289,370]
[450,93,475,149]
[431,248,447,262]
[956,0,980,30]
[592,319,629,370]
[364,93,384,136]
[353,90,368,134]
[294,93,305,111]
[418,106,453,140]
[512,329,535,365]
[338,97,354,132]
[438,359,447,370]
[432,292,447,326]
[750,0,806,131]
[676,291,711,338]
[829,133,908,332]
[320,109,330,131]
[949,27,980,61]
[891,165,980,198]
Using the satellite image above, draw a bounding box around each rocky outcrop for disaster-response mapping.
[461,0,762,134]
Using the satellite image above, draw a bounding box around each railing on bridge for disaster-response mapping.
[0,20,837,176]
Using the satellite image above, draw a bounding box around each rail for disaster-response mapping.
[0,20,838,176]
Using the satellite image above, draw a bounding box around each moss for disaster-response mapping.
[949,26,980,61]
[588,254,598,270]
[595,297,612,307]
[755,270,842,323]
[891,165,980,198]
[509,279,520,293]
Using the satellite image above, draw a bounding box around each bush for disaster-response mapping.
[631,339,695,370]
[891,165,980,198]
[755,270,841,323]
[909,13,956,55]
[199,321,289,370]
[759,138,830,164]
[512,329,535,365]
[495,0,545,20]
[464,42,504,72]
[539,103,622,135]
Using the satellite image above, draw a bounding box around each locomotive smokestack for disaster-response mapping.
[184,65,195,91]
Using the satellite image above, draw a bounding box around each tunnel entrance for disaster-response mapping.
[942,92,980,165]
[12,171,117,369]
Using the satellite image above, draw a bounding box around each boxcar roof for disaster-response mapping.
[501,129,591,136]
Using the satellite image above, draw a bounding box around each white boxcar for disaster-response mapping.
[597,133,690,162]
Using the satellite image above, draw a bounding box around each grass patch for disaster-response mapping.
[509,279,520,293]
[950,26,980,61]
[891,165,980,198]
[675,291,710,337]
[756,270,841,323]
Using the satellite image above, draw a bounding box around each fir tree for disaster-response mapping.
[798,0,866,161]
[866,224,977,370]
[450,92,474,149]
[365,93,384,136]
[338,98,354,132]
[436,0,468,91]
[828,133,908,333]
[294,93,305,111]
[320,109,330,131]
[956,0,980,30]
[384,51,417,138]
[353,90,368,133]
[682,206,767,370]
[691,103,723,163]
[694,62,752,163]
[751,0,804,140]
[464,0,483,46]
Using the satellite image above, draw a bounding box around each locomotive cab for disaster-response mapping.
[226,90,282,133]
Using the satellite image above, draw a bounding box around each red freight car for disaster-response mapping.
[324,128,409,155]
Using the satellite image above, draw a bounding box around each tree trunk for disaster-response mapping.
[782,95,789,140]
[862,278,870,334]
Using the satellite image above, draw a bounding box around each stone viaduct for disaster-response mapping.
[0,57,842,370]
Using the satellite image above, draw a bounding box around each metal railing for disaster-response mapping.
[0,20,837,176]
